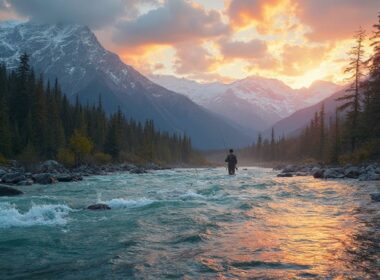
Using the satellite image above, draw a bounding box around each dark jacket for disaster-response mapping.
[225,154,237,167]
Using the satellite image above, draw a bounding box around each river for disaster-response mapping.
[0,167,379,279]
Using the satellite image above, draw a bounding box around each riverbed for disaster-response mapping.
[0,167,379,279]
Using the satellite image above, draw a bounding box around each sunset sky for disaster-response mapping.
[0,0,379,88]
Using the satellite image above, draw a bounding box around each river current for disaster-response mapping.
[0,167,379,279]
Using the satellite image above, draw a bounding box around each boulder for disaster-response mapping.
[17,179,34,186]
[0,169,7,177]
[295,172,308,176]
[370,193,380,202]
[283,165,297,173]
[56,174,83,182]
[277,173,293,177]
[145,162,161,170]
[36,160,67,174]
[313,169,325,179]
[119,163,137,171]
[273,164,286,171]
[87,203,111,210]
[32,173,58,185]
[0,184,23,196]
[130,167,147,174]
[359,172,380,181]
[344,166,361,179]
[323,168,345,179]
[1,172,26,184]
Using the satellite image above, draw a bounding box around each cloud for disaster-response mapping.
[297,0,380,41]
[113,0,229,46]
[4,0,154,29]
[226,0,380,41]
[227,0,281,28]
[281,44,329,76]
[174,42,218,75]
[219,38,268,59]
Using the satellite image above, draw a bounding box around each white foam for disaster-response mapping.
[0,202,72,228]
[106,198,155,209]
[180,190,206,199]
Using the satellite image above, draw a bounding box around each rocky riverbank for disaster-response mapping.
[0,160,169,196]
[275,163,380,181]
[275,163,380,203]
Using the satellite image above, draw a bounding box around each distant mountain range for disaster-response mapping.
[270,88,346,138]
[0,21,253,149]
[151,75,342,132]
[0,20,344,149]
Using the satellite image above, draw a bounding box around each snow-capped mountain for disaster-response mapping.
[270,88,346,137]
[151,75,342,132]
[0,21,253,149]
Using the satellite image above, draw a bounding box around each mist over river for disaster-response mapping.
[0,167,379,279]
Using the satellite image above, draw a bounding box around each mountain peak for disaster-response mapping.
[0,21,252,149]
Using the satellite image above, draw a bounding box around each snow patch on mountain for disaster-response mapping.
[151,74,342,131]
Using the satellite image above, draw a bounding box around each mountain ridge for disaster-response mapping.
[150,74,343,132]
[0,21,253,149]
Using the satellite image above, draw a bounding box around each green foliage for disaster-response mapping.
[18,143,39,170]
[69,130,93,166]
[0,55,199,165]
[57,148,75,167]
[0,153,8,165]
[93,152,112,165]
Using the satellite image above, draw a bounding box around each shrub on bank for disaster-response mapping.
[93,152,112,165]
[57,148,75,167]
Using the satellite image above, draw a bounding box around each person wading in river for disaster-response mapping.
[225,149,238,175]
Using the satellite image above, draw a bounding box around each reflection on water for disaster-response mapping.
[0,168,379,279]
[199,180,363,279]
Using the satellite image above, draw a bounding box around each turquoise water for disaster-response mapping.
[0,167,379,279]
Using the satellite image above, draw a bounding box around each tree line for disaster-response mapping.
[0,54,199,166]
[247,13,380,164]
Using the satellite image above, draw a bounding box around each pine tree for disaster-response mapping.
[270,128,275,161]
[319,103,326,161]
[337,27,366,152]
[367,13,380,141]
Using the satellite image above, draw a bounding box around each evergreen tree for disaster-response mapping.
[337,27,366,152]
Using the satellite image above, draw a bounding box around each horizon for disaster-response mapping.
[0,0,378,89]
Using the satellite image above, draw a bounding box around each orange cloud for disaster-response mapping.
[281,44,330,76]
[226,0,379,41]
[296,0,379,41]
[219,37,268,59]
[174,42,219,75]
[226,0,297,34]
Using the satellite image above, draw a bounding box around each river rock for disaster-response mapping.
[87,203,111,210]
[17,179,34,186]
[0,184,23,196]
[56,174,83,182]
[277,173,293,177]
[295,172,308,176]
[359,172,380,181]
[283,165,297,173]
[36,160,67,174]
[1,172,26,184]
[370,193,380,202]
[32,173,58,184]
[344,166,361,179]
[313,169,325,179]
[130,167,147,174]
[323,168,345,179]
[0,169,7,177]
